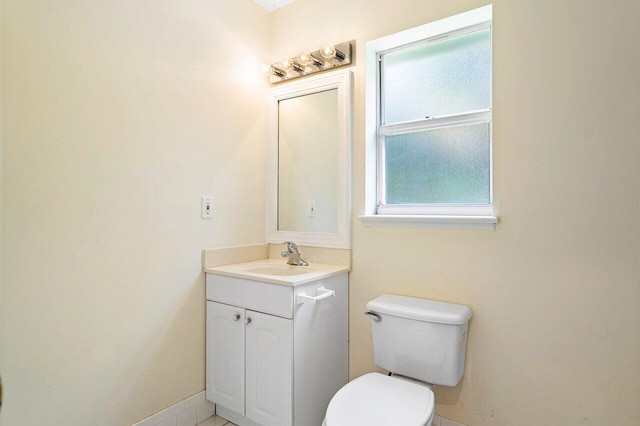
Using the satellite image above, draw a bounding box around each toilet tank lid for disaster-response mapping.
[367,294,472,325]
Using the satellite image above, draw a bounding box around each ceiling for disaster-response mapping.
[252,0,297,12]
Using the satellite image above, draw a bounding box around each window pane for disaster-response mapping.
[384,123,490,204]
[382,28,491,124]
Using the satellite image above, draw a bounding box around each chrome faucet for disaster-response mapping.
[281,241,308,266]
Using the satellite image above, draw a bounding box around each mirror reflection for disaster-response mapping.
[278,89,338,233]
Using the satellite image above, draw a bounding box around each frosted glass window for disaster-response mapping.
[364,5,495,225]
[384,124,490,204]
[382,28,491,124]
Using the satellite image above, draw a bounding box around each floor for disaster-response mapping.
[197,415,237,426]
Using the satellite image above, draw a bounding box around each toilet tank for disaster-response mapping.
[366,294,472,387]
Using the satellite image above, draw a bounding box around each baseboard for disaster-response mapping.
[132,391,215,426]
[434,414,468,426]
[215,405,262,426]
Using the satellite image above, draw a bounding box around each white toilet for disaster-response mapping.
[323,294,473,426]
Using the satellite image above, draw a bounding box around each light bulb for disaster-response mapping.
[298,53,313,66]
[278,58,304,73]
[298,52,323,68]
[320,45,336,59]
[280,59,292,69]
[262,64,286,78]
[320,44,346,61]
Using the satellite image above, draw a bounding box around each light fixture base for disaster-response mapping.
[267,41,353,84]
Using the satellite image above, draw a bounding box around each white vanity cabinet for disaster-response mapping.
[205,270,348,426]
[207,302,293,426]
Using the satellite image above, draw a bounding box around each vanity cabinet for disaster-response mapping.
[206,301,245,415]
[206,271,348,426]
[207,302,293,426]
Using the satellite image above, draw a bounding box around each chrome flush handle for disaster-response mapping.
[365,311,382,322]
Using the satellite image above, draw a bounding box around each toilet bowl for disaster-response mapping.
[323,373,434,426]
[323,294,472,426]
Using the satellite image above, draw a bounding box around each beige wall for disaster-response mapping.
[270,1,640,425]
[0,1,268,425]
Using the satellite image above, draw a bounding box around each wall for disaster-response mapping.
[270,1,640,425]
[0,1,268,425]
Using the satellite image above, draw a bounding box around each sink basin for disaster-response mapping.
[204,259,349,286]
[244,266,316,276]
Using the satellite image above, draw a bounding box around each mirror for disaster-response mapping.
[278,89,338,233]
[267,70,352,249]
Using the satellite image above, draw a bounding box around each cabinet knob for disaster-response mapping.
[245,317,252,325]
[233,314,241,321]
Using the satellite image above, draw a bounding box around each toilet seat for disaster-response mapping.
[324,373,434,426]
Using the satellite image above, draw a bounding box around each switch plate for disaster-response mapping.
[308,201,315,218]
[201,197,213,219]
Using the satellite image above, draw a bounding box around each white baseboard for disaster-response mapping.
[434,414,468,426]
[215,405,262,426]
[132,391,215,426]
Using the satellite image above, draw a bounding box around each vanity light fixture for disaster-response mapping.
[262,41,352,84]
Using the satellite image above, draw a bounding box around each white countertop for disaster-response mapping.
[204,258,350,286]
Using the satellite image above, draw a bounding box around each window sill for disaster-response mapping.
[358,214,498,230]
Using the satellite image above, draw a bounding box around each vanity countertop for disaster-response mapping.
[204,258,350,286]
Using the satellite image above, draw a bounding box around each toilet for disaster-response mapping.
[323,294,472,426]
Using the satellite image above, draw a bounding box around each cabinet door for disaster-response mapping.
[206,301,245,414]
[245,310,293,426]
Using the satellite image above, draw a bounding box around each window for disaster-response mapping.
[361,5,498,229]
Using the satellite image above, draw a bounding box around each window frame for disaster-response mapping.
[360,5,498,229]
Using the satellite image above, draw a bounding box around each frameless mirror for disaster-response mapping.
[267,70,352,249]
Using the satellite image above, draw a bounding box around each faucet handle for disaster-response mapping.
[282,241,299,253]
[280,241,308,266]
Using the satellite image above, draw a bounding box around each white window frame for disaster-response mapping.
[360,5,498,230]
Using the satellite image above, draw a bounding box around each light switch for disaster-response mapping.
[201,197,213,219]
